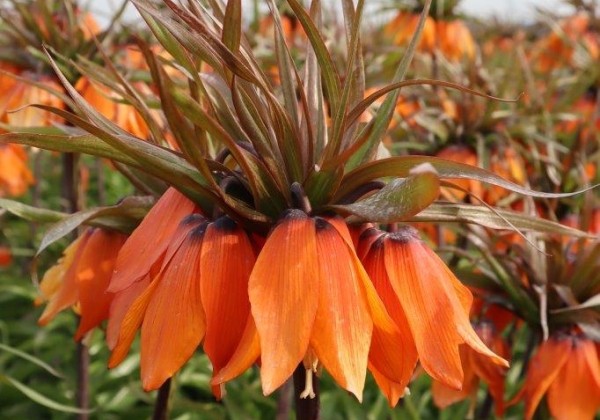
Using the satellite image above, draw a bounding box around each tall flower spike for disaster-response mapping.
[359,226,508,390]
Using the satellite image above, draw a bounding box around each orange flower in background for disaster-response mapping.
[486,146,526,205]
[358,226,508,391]
[385,12,436,53]
[385,13,475,62]
[75,77,153,140]
[534,13,599,71]
[0,246,12,267]
[258,13,306,45]
[0,144,34,197]
[0,73,64,127]
[435,19,476,62]
[436,145,482,201]
[36,228,127,340]
[432,322,508,416]
[511,334,600,420]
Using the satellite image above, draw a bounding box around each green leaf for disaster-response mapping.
[346,0,432,169]
[0,199,65,223]
[328,164,439,223]
[36,196,154,256]
[286,0,341,110]
[0,375,92,414]
[336,156,599,201]
[0,343,63,378]
[410,202,595,238]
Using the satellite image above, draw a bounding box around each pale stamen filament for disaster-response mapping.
[299,368,316,399]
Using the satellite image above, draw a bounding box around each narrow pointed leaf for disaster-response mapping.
[411,203,595,237]
[336,156,599,200]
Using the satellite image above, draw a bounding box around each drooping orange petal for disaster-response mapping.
[515,337,571,420]
[200,217,255,398]
[109,188,197,293]
[310,218,372,400]
[469,331,508,416]
[108,276,158,368]
[547,339,600,420]
[74,229,127,340]
[432,346,478,409]
[444,263,507,367]
[38,232,91,326]
[248,210,319,395]
[383,231,464,389]
[362,241,418,405]
[106,275,151,350]
[140,228,206,391]
[355,227,384,260]
[369,363,408,407]
[211,315,261,385]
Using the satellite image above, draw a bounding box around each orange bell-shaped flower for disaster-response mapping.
[36,228,128,340]
[214,211,395,401]
[511,333,600,420]
[358,226,508,390]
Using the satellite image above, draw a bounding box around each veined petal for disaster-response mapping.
[200,217,254,398]
[363,240,418,404]
[38,232,91,326]
[516,337,571,420]
[369,363,408,407]
[310,218,372,401]
[432,346,478,409]
[383,230,464,389]
[140,227,206,390]
[110,188,197,293]
[108,276,158,368]
[469,328,508,416]
[211,315,260,385]
[75,229,127,340]
[106,275,151,350]
[444,263,508,367]
[547,339,600,420]
[249,209,319,395]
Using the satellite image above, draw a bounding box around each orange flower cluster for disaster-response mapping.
[385,12,475,62]
[38,187,508,405]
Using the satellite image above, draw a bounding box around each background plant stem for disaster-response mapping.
[153,378,172,420]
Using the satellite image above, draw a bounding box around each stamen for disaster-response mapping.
[219,383,227,398]
[299,369,316,399]
[402,387,411,397]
